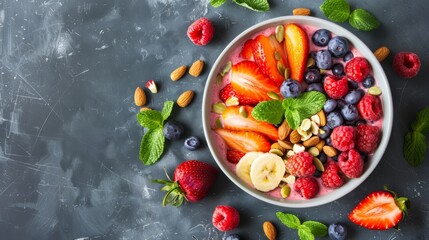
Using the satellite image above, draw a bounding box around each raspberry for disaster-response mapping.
[323,75,349,99]
[321,160,344,189]
[294,177,319,199]
[226,150,244,164]
[285,152,316,177]
[330,126,356,152]
[338,149,364,178]
[212,205,240,231]
[357,94,383,121]
[219,84,259,106]
[356,124,381,154]
[187,18,215,46]
[393,52,421,78]
[345,57,371,82]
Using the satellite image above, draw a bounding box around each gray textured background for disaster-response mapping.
[0,0,428,239]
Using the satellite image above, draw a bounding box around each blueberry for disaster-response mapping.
[323,99,337,113]
[306,83,324,93]
[362,75,375,88]
[312,29,332,47]
[326,111,344,129]
[316,50,332,70]
[184,136,201,151]
[224,234,240,240]
[336,99,347,109]
[344,90,363,104]
[343,51,354,62]
[328,223,347,240]
[325,137,332,146]
[355,119,367,126]
[313,170,323,178]
[319,125,332,139]
[328,36,349,58]
[361,153,368,163]
[341,104,359,121]
[347,80,359,89]
[332,63,344,76]
[163,120,184,140]
[280,79,302,98]
[318,152,327,163]
[304,69,322,84]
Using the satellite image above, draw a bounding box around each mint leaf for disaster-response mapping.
[349,8,380,31]
[320,0,350,22]
[161,100,174,121]
[282,91,326,129]
[298,226,315,240]
[285,110,301,130]
[302,221,328,237]
[139,128,165,165]
[404,131,427,166]
[137,110,163,130]
[276,212,301,229]
[411,106,429,133]
[232,0,270,12]
[252,100,284,124]
[210,0,226,7]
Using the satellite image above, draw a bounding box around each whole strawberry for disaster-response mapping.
[153,160,218,206]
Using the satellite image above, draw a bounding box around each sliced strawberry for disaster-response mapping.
[252,34,287,86]
[240,39,255,60]
[230,61,280,103]
[349,187,409,230]
[285,23,309,82]
[219,83,259,106]
[226,150,245,164]
[222,105,278,141]
[215,129,271,153]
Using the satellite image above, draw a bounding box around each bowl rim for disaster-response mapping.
[202,16,393,208]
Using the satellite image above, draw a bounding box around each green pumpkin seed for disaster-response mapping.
[368,86,382,96]
[216,74,223,86]
[220,61,232,77]
[225,96,239,106]
[306,57,315,67]
[267,91,280,100]
[275,25,285,43]
[274,51,281,61]
[277,61,286,76]
[313,157,325,172]
[284,68,290,79]
[239,106,248,118]
[269,148,284,157]
[280,185,291,198]
[215,117,223,129]
[212,102,226,114]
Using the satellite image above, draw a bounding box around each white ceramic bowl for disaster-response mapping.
[202,16,393,208]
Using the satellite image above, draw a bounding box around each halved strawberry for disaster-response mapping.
[349,186,410,230]
[285,23,309,82]
[240,39,255,60]
[252,34,287,86]
[215,129,271,153]
[226,150,245,164]
[222,105,278,141]
[219,83,259,106]
[230,61,280,103]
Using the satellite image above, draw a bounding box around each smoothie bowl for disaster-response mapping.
[202,16,393,208]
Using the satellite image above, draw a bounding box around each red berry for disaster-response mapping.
[212,205,240,232]
[323,75,349,99]
[219,83,259,106]
[285,152,316,177]
[356,124,381,154]
[321,160,343,189]
[330,126,356,152]
[187,18,214,46]
[338,149,364,178]
[226,150,245,164]
[345,57,371,82]
[294,177,320,199]
[357,94,383,121]
[392,52,421,78]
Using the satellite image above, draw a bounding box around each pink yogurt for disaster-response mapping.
[210,23,384,201]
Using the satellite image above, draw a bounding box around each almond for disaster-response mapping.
[315,140,326,151]
[134,86,146,106]
[170,65,187,81]
[289,129,301,144]
[303,136,320,147]
[317,110,326,127]
[177,90,194,108]
[189,60,204,77]
[293,8,311,16]
[278,140,293,150]
[278,120,291,140]
[263,221,277,240]
[323,145,338,157]
[374,46,390,62]
[271,142,286,153]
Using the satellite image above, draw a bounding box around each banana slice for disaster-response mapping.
[250,153,286,192]
[235,152,263,186]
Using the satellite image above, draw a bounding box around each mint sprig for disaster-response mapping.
[137,101,174,165]
[210,0,270,12]
[276,212,328,240]
[320,0,380,31]
[251,100,284,125]
[404,106,429,166]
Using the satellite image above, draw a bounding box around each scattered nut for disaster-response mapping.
[315,140,326,151]
[308,147,320,157]
[278,140,293,150]
[293,143,305,153]
[293,8,311,16]
[189,60,205,77]
[289,130,301,144]
[317,110,326,126]
[170,65,187,81]
[278,120,291,140]
[134,86,146,106]
[177,90,194,108]
[303,136,320,147]
[374,46,390,62]
[263,221,277,240]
